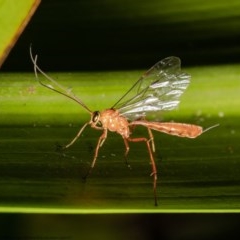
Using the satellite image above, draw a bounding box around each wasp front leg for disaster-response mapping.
[64,122,89,149]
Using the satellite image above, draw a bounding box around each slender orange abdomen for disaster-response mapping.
[130,121,202,138]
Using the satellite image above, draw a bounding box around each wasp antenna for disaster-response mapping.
[30,45,40,81]
[33,55,39,80]
[29,45,92,114]
[202,124,220,134]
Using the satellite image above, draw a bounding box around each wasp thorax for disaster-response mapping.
[92,111,100,123]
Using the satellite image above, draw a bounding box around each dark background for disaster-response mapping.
[2,0,240,71]
[1,214,240,239]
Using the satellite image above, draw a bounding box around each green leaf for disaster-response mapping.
[0,64,240,213]
[0,0,40,67]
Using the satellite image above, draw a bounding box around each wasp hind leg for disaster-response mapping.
[125,136,158,206]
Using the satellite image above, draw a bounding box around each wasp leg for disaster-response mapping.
[126,136,158,206]
[64,122,89,149]
[147,127,155,152]
[83,129,108,180]
[129,118,155,153]
[123,137,132,169]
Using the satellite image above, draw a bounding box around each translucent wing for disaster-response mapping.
[112,56,190,120]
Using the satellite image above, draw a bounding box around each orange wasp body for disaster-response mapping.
[30,48,204,206]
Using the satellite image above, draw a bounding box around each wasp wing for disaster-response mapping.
[30,47,92,113]
[112,57,190,120]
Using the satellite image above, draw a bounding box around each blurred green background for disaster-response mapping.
[2,0,240,71]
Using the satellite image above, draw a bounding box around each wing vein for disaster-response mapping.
[112,57,190,120]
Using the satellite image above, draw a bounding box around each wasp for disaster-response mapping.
[30,48,210,206]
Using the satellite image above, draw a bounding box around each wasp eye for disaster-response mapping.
[92,111,100,123]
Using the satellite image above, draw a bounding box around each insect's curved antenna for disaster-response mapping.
[29,46,92,114]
